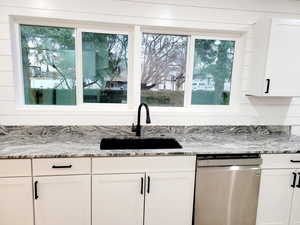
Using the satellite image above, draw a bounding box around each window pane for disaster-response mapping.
[21,25,76,105]
[82,32,128,103]
[191,39,235,105]
[141,33,188,107]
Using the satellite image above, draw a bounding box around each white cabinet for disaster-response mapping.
[0,177,34,225]
[0,156,195,225]
[248,18,300,96]
[92,156,196,225]
[256,169,295,225]
[289,170,300,225]
[92,173,145,225]
[257,154,300,225]
[34,175,91,225]
[93,172,195,225]
[144,172,195,225]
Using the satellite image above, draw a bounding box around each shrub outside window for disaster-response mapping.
[20,25,76,105]
[18,23,239,109]
[141,33,188,107]
[82,32,128,104]
[191,39,236,105]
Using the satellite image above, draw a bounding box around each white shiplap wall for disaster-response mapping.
[1,0,300,125]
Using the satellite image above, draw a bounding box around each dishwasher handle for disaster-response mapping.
[197,158,262,167]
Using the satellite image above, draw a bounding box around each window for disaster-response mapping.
[82,32,128,103]
[191,38,235,105]
[17,21,239,110]
[141,33,188,107]
[20,25,76,105]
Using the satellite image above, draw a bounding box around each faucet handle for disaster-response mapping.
[131,123,137,132]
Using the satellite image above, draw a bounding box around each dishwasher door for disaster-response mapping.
[194,165,261,225]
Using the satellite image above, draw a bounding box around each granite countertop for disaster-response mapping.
[0,125,300,159]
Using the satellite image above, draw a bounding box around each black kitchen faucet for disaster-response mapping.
[132,103,151,136]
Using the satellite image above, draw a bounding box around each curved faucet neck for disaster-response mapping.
[136,103,151,136]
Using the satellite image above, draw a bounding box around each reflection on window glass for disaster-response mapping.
[141,33,188,107]
[21,25,76,105]
[82,32,128,103]
[191,39,235,105]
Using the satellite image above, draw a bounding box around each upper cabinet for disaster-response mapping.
[248,18,300,97]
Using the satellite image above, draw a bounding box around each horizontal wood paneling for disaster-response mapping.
[116,0,300,15]
[0,23,10,39]
[0,1,300,125]
[0,72,14,86]
[0,86,15,101]
[0,55,12,71]
[0,39,11,55]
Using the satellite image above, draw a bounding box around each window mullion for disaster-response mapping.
[184,36,195,108]
[130,25,142,109]
[75,29,83,105]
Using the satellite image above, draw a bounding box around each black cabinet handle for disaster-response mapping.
[297,173,300,188]
[292,172,297,188]
[147,176,151,194]
[141,177,144,195]
[290,160,300,163]
[34,181,39,199]
[52,165,72,169]
[264,79,270,94]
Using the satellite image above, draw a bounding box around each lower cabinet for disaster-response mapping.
[0,157,195,225]
[93,173,145,225]
[256,169,295,225]
[290,184,300,225]
[144,172,195,225]
[33,175,91,225]
[93,171,195,225]
[0,177,34,225]
[257,154,300,225]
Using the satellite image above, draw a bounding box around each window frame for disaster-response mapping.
[140,30,190,108]
[140,29,243,112]
[13,17,244,114]
[14,19,78,109]
[76,28,133,109]
[185,35,242,110]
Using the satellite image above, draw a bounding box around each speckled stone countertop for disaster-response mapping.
[0,126,299,159]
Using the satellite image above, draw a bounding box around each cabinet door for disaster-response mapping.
[144,172,195,225]
[265,19,300,96]
[256,169,295,225]
[92,173,144,225]
[289,170,300,225]
[34,175,90,225]
[0,177,34,225]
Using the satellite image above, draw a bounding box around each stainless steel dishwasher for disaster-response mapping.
[194,154,262,225]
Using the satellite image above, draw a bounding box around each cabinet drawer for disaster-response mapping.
[33,158,91,176]
[92,156,196,174]
[0,159,31,177]
[261,154,300,169]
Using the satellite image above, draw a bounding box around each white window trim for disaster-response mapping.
[11,16,245,115]
[139,29,244,112]
[76,28,133,109]
[185,35,243,112]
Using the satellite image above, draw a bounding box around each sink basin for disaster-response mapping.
[100,137,183,150]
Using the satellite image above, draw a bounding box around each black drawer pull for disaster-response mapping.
[290,160,300,163]
[52,165,72,169]
[292,172,297,188]
[34,181,39,199]
[147,176,151,194]
[141,177,144,195]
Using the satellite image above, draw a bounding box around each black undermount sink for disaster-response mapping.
[100,137,183,150]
